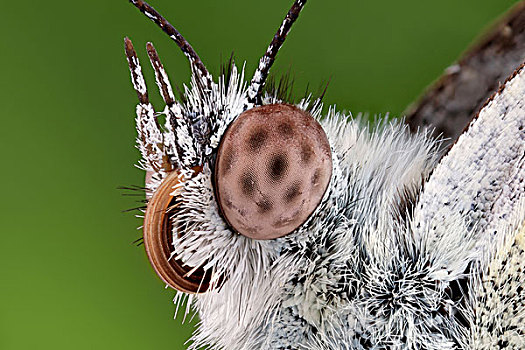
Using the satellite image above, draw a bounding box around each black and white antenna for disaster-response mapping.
[129,0,213,89]
[247,0,307,105]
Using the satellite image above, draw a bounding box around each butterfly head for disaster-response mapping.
[125,0,336,293]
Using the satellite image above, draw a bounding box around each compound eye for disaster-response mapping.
[214,104,332,240]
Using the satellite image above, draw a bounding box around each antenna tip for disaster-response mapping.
[146,42,155,52]
[124,37,135,54]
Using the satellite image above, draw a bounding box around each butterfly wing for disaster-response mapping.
[412,62,525,348]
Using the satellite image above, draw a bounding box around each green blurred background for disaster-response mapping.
[0,0,519,349]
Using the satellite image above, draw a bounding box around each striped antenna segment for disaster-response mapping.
[129,0,212,88]
[247,0,307,104]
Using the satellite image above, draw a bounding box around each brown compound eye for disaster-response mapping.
[214,104,332,240]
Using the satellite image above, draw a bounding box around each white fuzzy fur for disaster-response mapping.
[133,61,525,349]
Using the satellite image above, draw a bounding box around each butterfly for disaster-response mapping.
[124,0,524,348]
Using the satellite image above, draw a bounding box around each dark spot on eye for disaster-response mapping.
[256,198,273,213]
[268,153,289,181]
[300,144,314,164]
[273,205,303,228]
[312,168,322,186]
[277,122,294,137]
[221,148,235,176]
[284,181,302,203]
[247,129,267,151]
[240,172,256,196]
[222,192,233,209]
[273,217,291,228]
